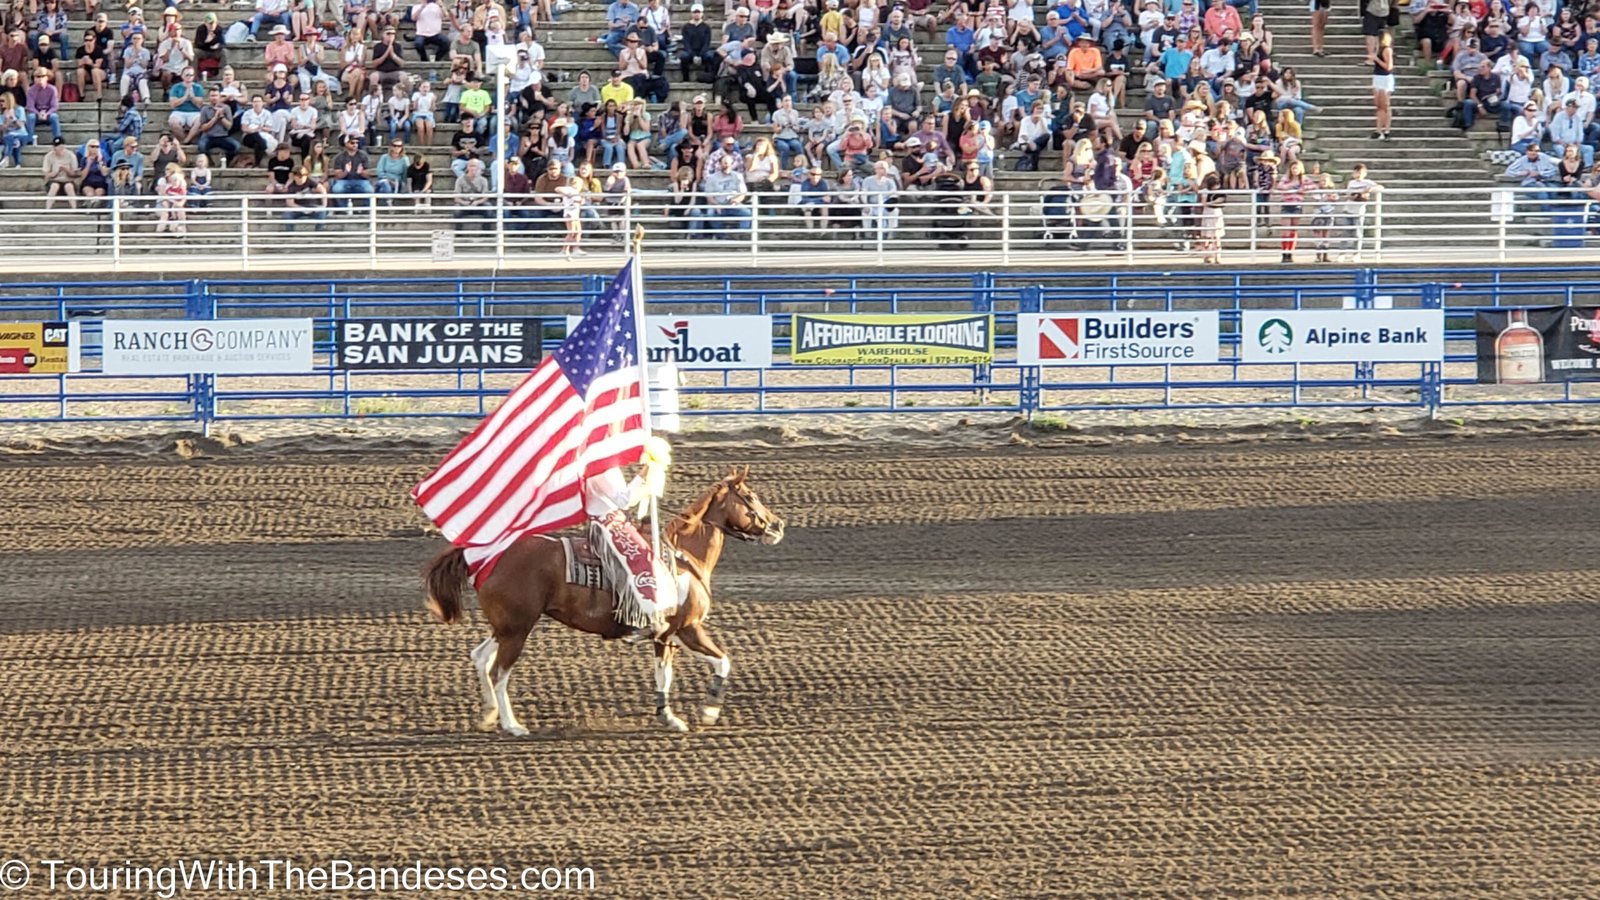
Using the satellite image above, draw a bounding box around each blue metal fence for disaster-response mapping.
[6,266,1600,426]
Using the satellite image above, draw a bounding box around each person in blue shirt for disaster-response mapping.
[602,0,640,55]
[816,32,850,66]
[1039,11,1070,61]
[1577,38,1600,80]
[1159,36,1194,86]
[1057,0,1091,38]
[945,11,976,75]
[1503,142,1559,204]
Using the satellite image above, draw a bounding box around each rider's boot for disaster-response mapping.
[620,625,656,644]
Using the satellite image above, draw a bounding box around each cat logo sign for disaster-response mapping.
[0,322,81,374]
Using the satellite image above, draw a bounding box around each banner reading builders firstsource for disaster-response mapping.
[791,314,993,365]
[1017,312,1220,365]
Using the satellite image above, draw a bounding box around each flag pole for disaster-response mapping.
[630,225,660,562]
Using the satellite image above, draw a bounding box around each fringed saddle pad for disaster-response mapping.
[560,537,606,590]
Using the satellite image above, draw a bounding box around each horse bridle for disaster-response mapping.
[673,483,772,542]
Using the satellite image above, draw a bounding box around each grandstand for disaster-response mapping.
[0,0,1579,260]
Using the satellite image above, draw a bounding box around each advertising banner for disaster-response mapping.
[1239,309,1445,363]
[102,319,314,375]
[0,321,81,374]
[1017,312,1220,366]
[1476,306,1600,383]
[567,315,772,369]
[338,319,541,369]
[790,314,993,365]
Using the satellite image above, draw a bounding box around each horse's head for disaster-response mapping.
[709,465,785,545]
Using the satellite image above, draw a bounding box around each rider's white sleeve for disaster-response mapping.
[585,466,646,516]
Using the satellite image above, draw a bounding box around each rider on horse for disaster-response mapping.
[587,435,679,643]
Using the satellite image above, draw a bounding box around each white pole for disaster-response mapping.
[495,60,508,214]
[628,233,659,560]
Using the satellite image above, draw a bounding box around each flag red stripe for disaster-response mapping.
[430,384,580,536]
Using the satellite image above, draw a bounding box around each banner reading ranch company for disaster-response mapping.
[338,318,541,369]
[1017,312,1220,365]
[1239,309,1445,363]
[0,321,81,374]
[565,315,772,369]
[1475,306,1600,383]
[102,319,314,375]
[791,314,993,365]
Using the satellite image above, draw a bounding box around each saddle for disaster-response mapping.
[556,536,692,605]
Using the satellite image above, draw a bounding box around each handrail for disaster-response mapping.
[0,183,1596,272]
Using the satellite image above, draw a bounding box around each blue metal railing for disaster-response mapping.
[4,266,1598,426]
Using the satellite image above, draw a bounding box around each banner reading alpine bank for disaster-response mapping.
[1239,309,1445,363]
[1017,312,1220,365]
[102,319,315,375]
[564,315,772,369]
[791,314,993,365]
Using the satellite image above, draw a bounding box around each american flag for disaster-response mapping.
[412,260,648,574]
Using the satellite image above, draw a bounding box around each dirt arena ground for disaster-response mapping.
[2,428,1598,897]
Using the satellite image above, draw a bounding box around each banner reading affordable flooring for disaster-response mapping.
[791,314,994,365]
[1239,309,1445,363]
[0,322,80,374]
[1475,306,1600,383]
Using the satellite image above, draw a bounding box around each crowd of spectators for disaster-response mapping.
[1437,0,1600,211]
[0,0,1401,259]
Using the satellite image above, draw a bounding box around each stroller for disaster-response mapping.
[1034,178,1117,251]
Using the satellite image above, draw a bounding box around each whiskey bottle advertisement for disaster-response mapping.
[1495,309,1544,383]
[1475,306,1600,383]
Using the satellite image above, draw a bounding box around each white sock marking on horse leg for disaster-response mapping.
[472,638,499,728]
[653,656,674,702]
[653,657,687,732]
[494,668,527,736]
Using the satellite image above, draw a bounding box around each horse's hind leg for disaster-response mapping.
[653,641,689,733]
[489,627,531,737]
[674,623,732,727]
[470,637,500,732]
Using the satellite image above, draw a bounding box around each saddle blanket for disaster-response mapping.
[558,536,605,590]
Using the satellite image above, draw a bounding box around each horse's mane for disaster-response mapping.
[665,474,736,545]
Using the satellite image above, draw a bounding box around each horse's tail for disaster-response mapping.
[423,547,469,624]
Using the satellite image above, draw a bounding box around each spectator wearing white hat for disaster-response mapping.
[680,5,717,82]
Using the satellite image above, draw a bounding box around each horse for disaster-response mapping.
[422,467,785,735]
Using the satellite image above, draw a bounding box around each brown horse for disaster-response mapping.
[423,467,785,735]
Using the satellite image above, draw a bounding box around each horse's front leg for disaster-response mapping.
[653,641,688,733]
[674,622,732,726]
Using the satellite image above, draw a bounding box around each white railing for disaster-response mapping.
[0,184,1592,271]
